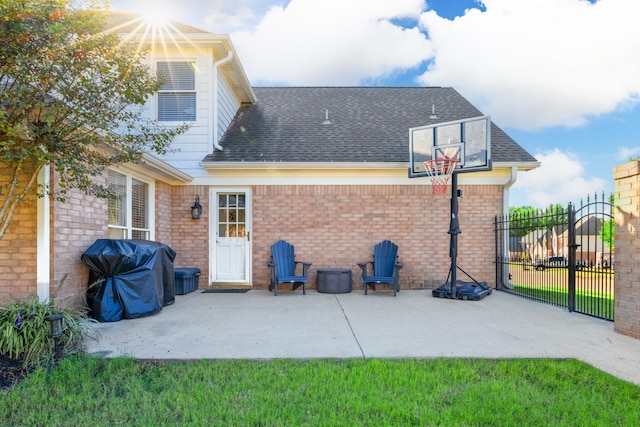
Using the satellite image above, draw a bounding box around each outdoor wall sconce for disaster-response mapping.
[45,313,64,361]
[191,195,202,220]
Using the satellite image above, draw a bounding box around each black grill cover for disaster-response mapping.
[81,239,176,322]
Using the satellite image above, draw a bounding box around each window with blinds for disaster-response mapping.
[157,61,196,122]
[131,178,149,239]
[108,170,151,240]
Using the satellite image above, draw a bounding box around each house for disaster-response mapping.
[557,215,612,267]
[518,214,612,268]
[0,14,538,308]
[507,236,525,261]
[521,229,553,262]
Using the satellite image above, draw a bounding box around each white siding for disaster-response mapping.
[152,54,212,176]
[217,76,240,142]
[151,50,239,178]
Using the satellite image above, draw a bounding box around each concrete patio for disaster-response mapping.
[85,289,640,385]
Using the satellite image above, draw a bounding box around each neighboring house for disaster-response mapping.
[521,229,552,262]
[519,216,611,267]
[557,215,611,267]
[0,14,538,308]
[508,236,524,261]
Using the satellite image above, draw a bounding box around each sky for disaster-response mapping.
[108,0,640,208]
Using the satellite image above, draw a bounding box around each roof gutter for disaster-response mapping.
[492,161,540,172]
[202,161,541,172]
[200,161,406,170]
[140,153,193,184]
[211,51,234,152]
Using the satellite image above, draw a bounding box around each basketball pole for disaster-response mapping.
[448,173,462,298]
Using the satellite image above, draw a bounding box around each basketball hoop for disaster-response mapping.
[423,159,457,195]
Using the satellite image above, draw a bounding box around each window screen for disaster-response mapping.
[157,61,196,122]
[108,171,151,240]
[108,171,127,228]
[131,178,148,230]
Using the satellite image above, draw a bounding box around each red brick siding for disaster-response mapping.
[613,161,640,339]
[2,172,508,305]
[1,162,212,304]
[170,185,209,286]
[0,163,38,301]
[155,182,173,246]
[252,184,502,290]
[50,172,108,309]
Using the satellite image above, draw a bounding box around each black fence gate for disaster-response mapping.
[495,193,614,320]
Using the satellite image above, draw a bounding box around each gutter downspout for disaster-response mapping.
[503,166,518,214]
[37,165,50,302]
[501,166,518,290]
[211,51,234,152]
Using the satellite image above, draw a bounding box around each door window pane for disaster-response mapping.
[218,193,246,238]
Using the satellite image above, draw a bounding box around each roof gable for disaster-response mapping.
[106,12,255,104]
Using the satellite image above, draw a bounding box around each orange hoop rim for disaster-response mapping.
[423,159,457,194]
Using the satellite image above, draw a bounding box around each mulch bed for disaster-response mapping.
[0,355,28,391]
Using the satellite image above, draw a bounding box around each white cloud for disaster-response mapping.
[109,0,279,33]
[111,0,640,132]
[511,149,608,207]
[202,0,276,33]
[417,0,640,130]
[230,0,431,85]
[616,146,640,162]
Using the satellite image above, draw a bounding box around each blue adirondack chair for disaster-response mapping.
[358,240,404,296]
[267,240,312,296]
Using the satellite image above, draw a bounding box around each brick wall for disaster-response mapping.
[155,181,173,246]
[50,173,108,309]
[2,173,506,304]
[252,184,502,290]
[613,161,640,339]
[170,185,209,285]
[1,163,211,305]
[0,163,38,301]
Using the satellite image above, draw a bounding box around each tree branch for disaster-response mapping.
[0,160,43,240]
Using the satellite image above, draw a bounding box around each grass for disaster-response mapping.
[1,356,639,426]
[511,283,614,319]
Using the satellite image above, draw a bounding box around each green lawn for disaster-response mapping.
[511,283,614,319]
[2,356,639,426]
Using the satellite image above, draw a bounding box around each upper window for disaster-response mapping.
[156,61,196,122]
[108,170,152,240]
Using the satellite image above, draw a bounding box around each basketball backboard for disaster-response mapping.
[408,115,491,178]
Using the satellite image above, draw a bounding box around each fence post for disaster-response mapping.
[494,215,500,289]
[613,161,640,339]
[567,203,576,312]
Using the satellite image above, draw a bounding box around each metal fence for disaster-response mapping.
[495,193,614,320]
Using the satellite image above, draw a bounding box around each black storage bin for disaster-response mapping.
[175,268,201,295]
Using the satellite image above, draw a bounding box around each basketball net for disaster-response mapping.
[423,159,457,195]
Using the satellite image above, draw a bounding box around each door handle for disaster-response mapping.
[247,231,250,241]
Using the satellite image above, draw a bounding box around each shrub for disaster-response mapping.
[0,297,98,368]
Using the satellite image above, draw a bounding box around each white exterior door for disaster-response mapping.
[211,189,251,283]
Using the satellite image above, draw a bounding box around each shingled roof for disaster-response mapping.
[204,87,536,165]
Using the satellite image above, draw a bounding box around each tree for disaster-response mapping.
[508,203,567,237]
[0,0,188,239]
[599,218,614,251]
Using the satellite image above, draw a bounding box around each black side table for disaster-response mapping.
[316,268,352,293]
